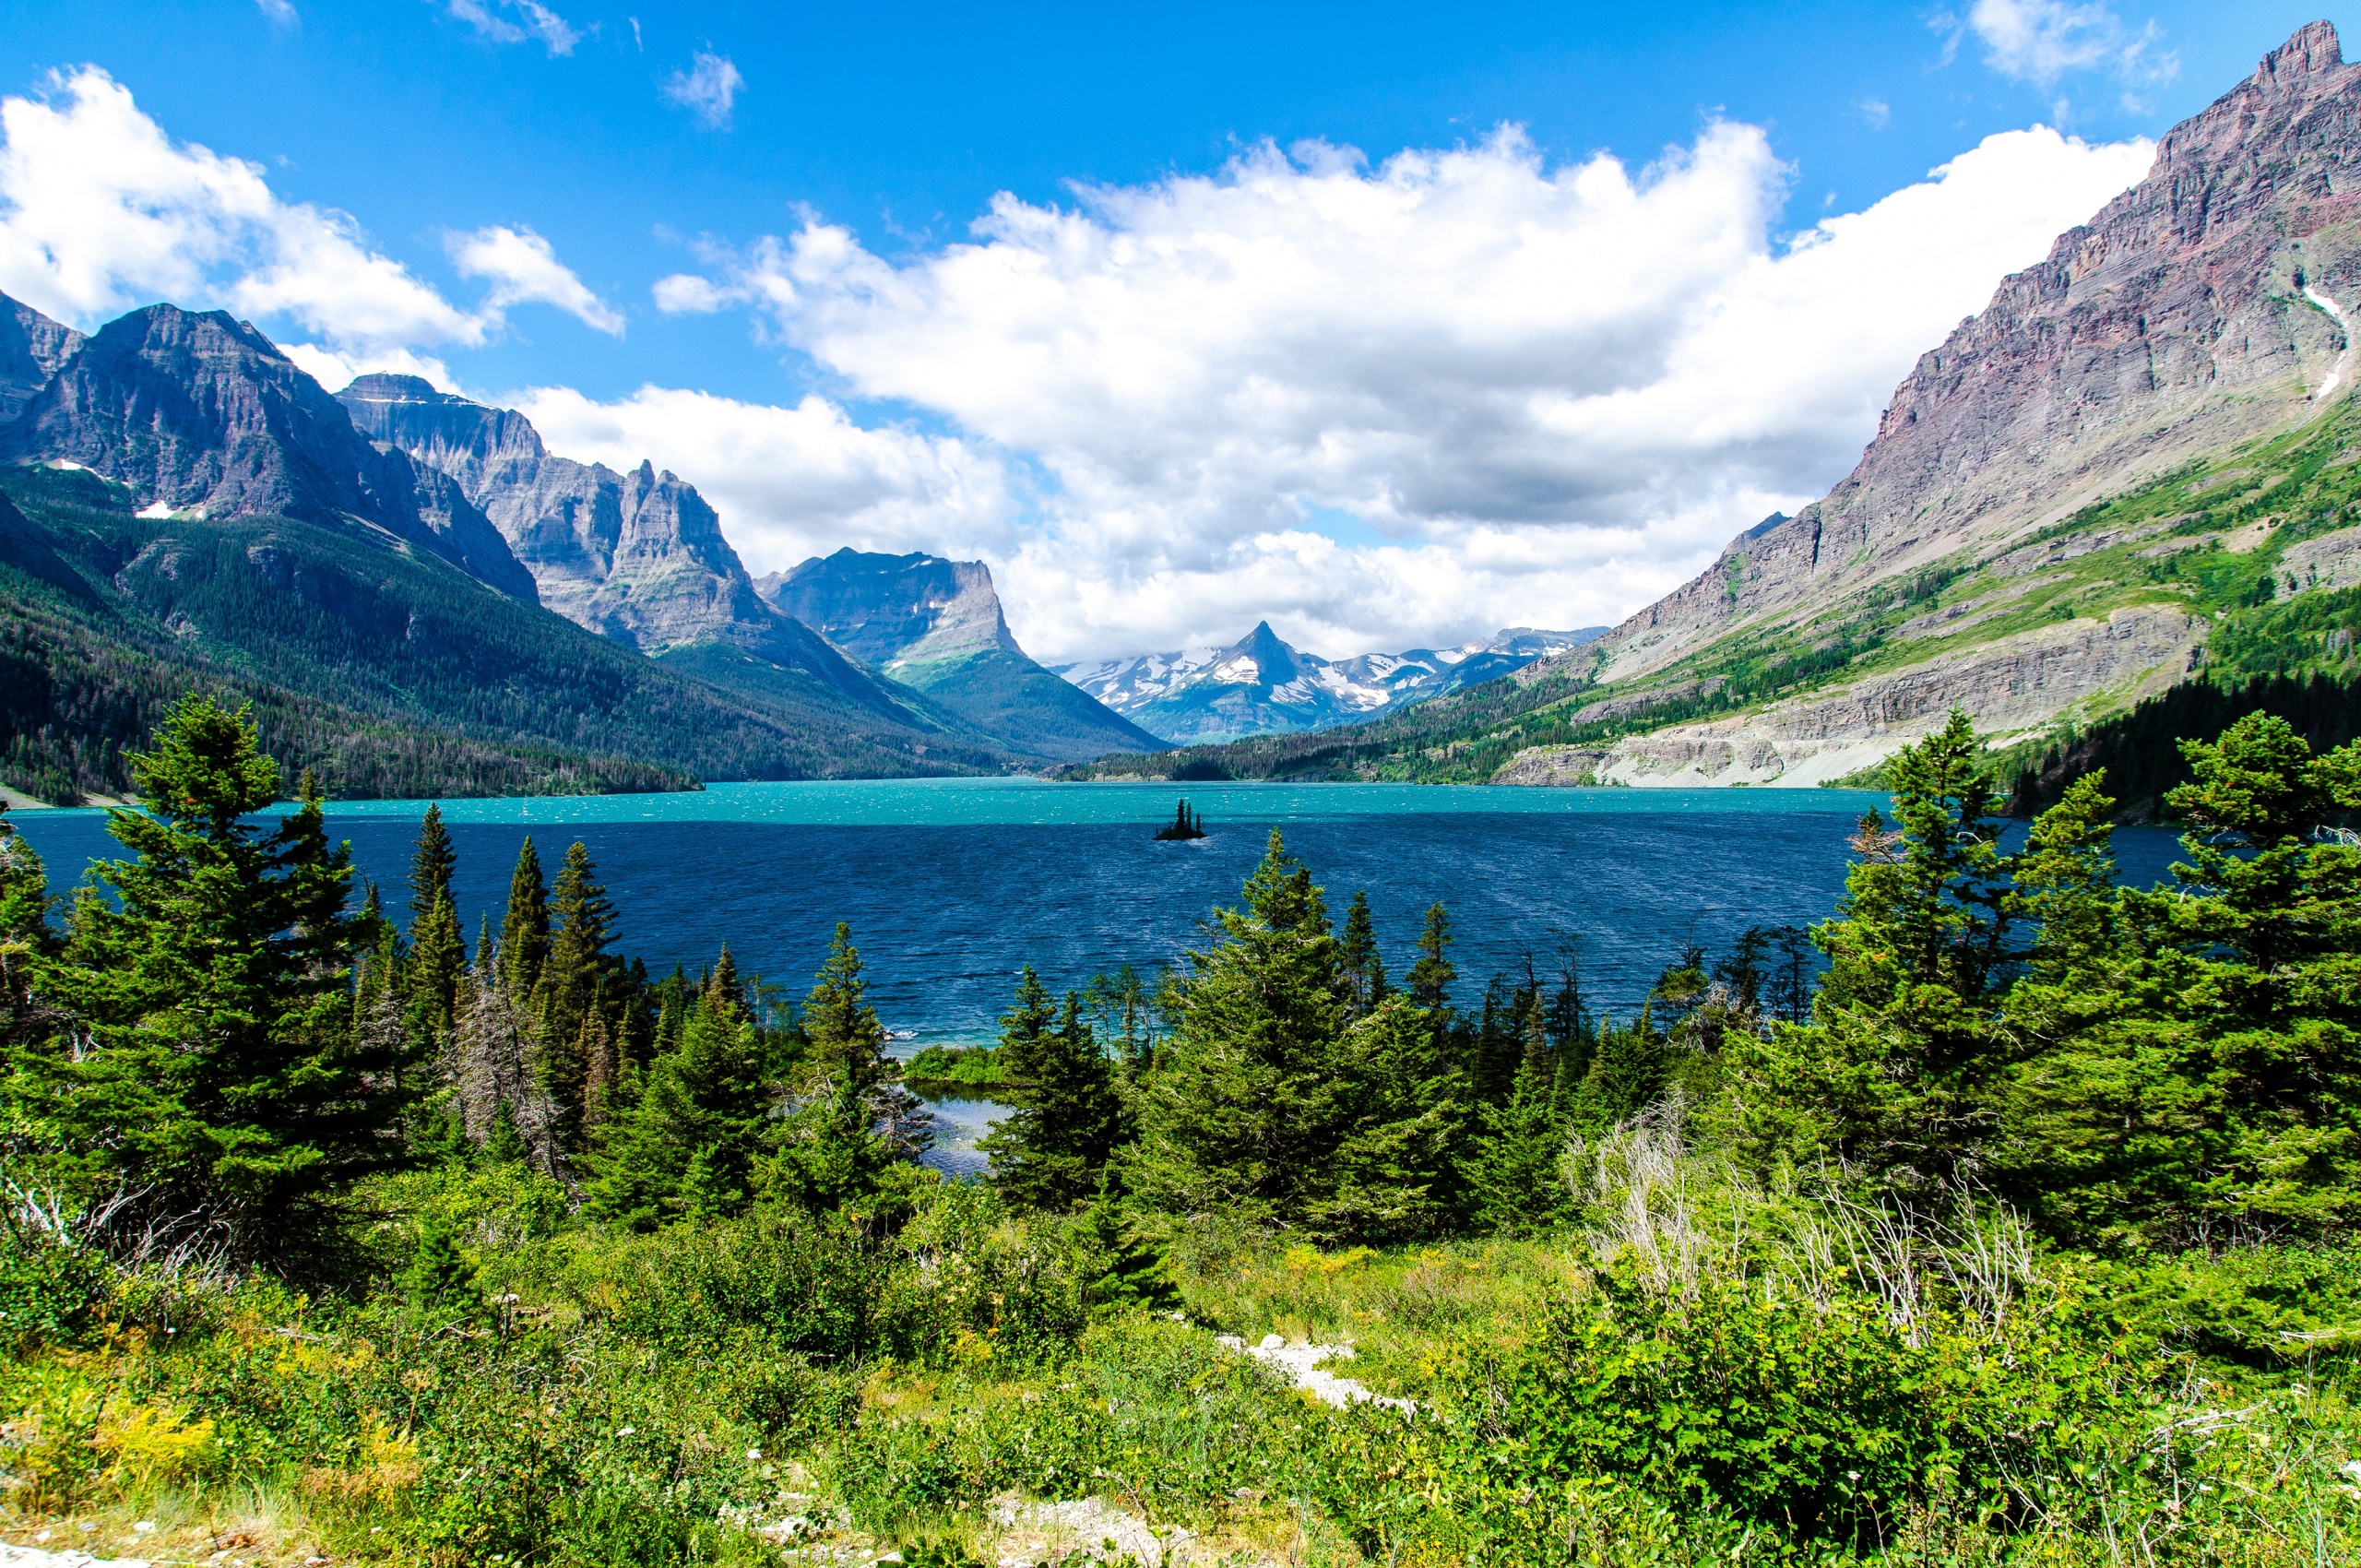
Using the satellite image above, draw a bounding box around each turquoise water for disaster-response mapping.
[303,776,1900,828]
[7,778,2189,1174]
[8,778,2186,1032]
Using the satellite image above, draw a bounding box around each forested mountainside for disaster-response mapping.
[0,462,1008,804]
[0,289,1183,799]
[1057,622,1603,745]
[1068,23,2361,790]
[759,548,1160,762]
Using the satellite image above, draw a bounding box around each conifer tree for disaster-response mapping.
[0,802,56,1048]
[983,974,1128,1212]
[450,945,561,1176]
[545,843,615,1026]
[587,953,775,1228]
[1998,718,2361,1238]
[500,837,551,1001]
[18,696,404,1264]
[1465,1005,1574,1233]
[801,923,926,1155]
[407,891,466,1040]
[1406,902,1455,1013]
[1339,891,1389,1018]
[1126,832,1451,1240]
[1469,975,1523,1105]
[409,802,457,928]
[1570,1009,1667,1137]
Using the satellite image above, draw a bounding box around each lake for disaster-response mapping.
[6,778,2190,1178]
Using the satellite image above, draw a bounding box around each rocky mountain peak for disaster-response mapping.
[340,372,474,408]
[2258,18,2344,89]
[758,549,1023,670]
[0,294,84,422]
[0,295,534,600]
[1583,19,2361,685]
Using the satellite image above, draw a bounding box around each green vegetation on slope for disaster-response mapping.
[0,698,2355,1564]
[0,466,1009,802]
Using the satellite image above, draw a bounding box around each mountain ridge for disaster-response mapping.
[1061,621,1606,744]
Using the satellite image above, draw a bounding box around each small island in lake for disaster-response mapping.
[1155,800,1208,840]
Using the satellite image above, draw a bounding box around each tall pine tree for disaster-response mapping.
[587,953,773,1229]
[18,697,405,1265]
[983,971,1128,1212]
[540,840,616,1134]
[500,837,551,1002]
[409,803,456,928]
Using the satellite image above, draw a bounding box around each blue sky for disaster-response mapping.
[0,1,2343,658]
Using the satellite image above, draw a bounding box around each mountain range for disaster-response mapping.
[0,299,1147,802]
[1061,21,2361,790]
[1058,623,1604,744]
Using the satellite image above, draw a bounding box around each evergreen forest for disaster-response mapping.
[0,694,2356,1566]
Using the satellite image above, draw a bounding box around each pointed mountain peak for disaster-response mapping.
[2260,19,2343,89]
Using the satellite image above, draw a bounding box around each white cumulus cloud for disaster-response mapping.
[449,225,623,335]
[0,67,619,359]
[650,121,2154,661]
[255,0,300,28]
[661,51,743,129]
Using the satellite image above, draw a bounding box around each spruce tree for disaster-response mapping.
[1999,718,2361,1239]
[983,977,1128,1212]
[406,890,467,1040]
[1570,1009,1667,1137]
[499,837,551,1001]
[1465,1009,1574,1234]
[1406,902,1455,1012]
[540,841,616,1132]
[1125,831,1449,1240]
[18,696,403,1265]
[409,802,457,929]
[801,923,926,1155]
[1339,891,1388,1018]
[0,804,59,1050]
[587,956,774,1229]
[1469,975,1522,1105]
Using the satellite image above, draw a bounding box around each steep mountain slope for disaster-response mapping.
[0,303,1023,796]
[335,374,910,722]
[0,303,537,600]
[0,463,1018,801]
[0,297,82,422]
[1067,23,2361,787]
[759,549,1159,761]
[1060,622,1604,744]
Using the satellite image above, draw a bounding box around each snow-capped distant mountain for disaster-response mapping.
[1056,622,1606,745]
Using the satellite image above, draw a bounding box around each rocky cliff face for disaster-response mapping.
[1066,622,1605,745]
[338,374,905,716]
[0,303,535,600]
[0,296,83,422]
[1585,21,2361,685]
[758,549,1022,669]
[760,550,1160,761]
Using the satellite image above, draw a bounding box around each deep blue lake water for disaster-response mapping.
[6,778,2189,1178]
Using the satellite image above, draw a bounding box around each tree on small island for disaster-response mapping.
[1155,800,1208,840]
